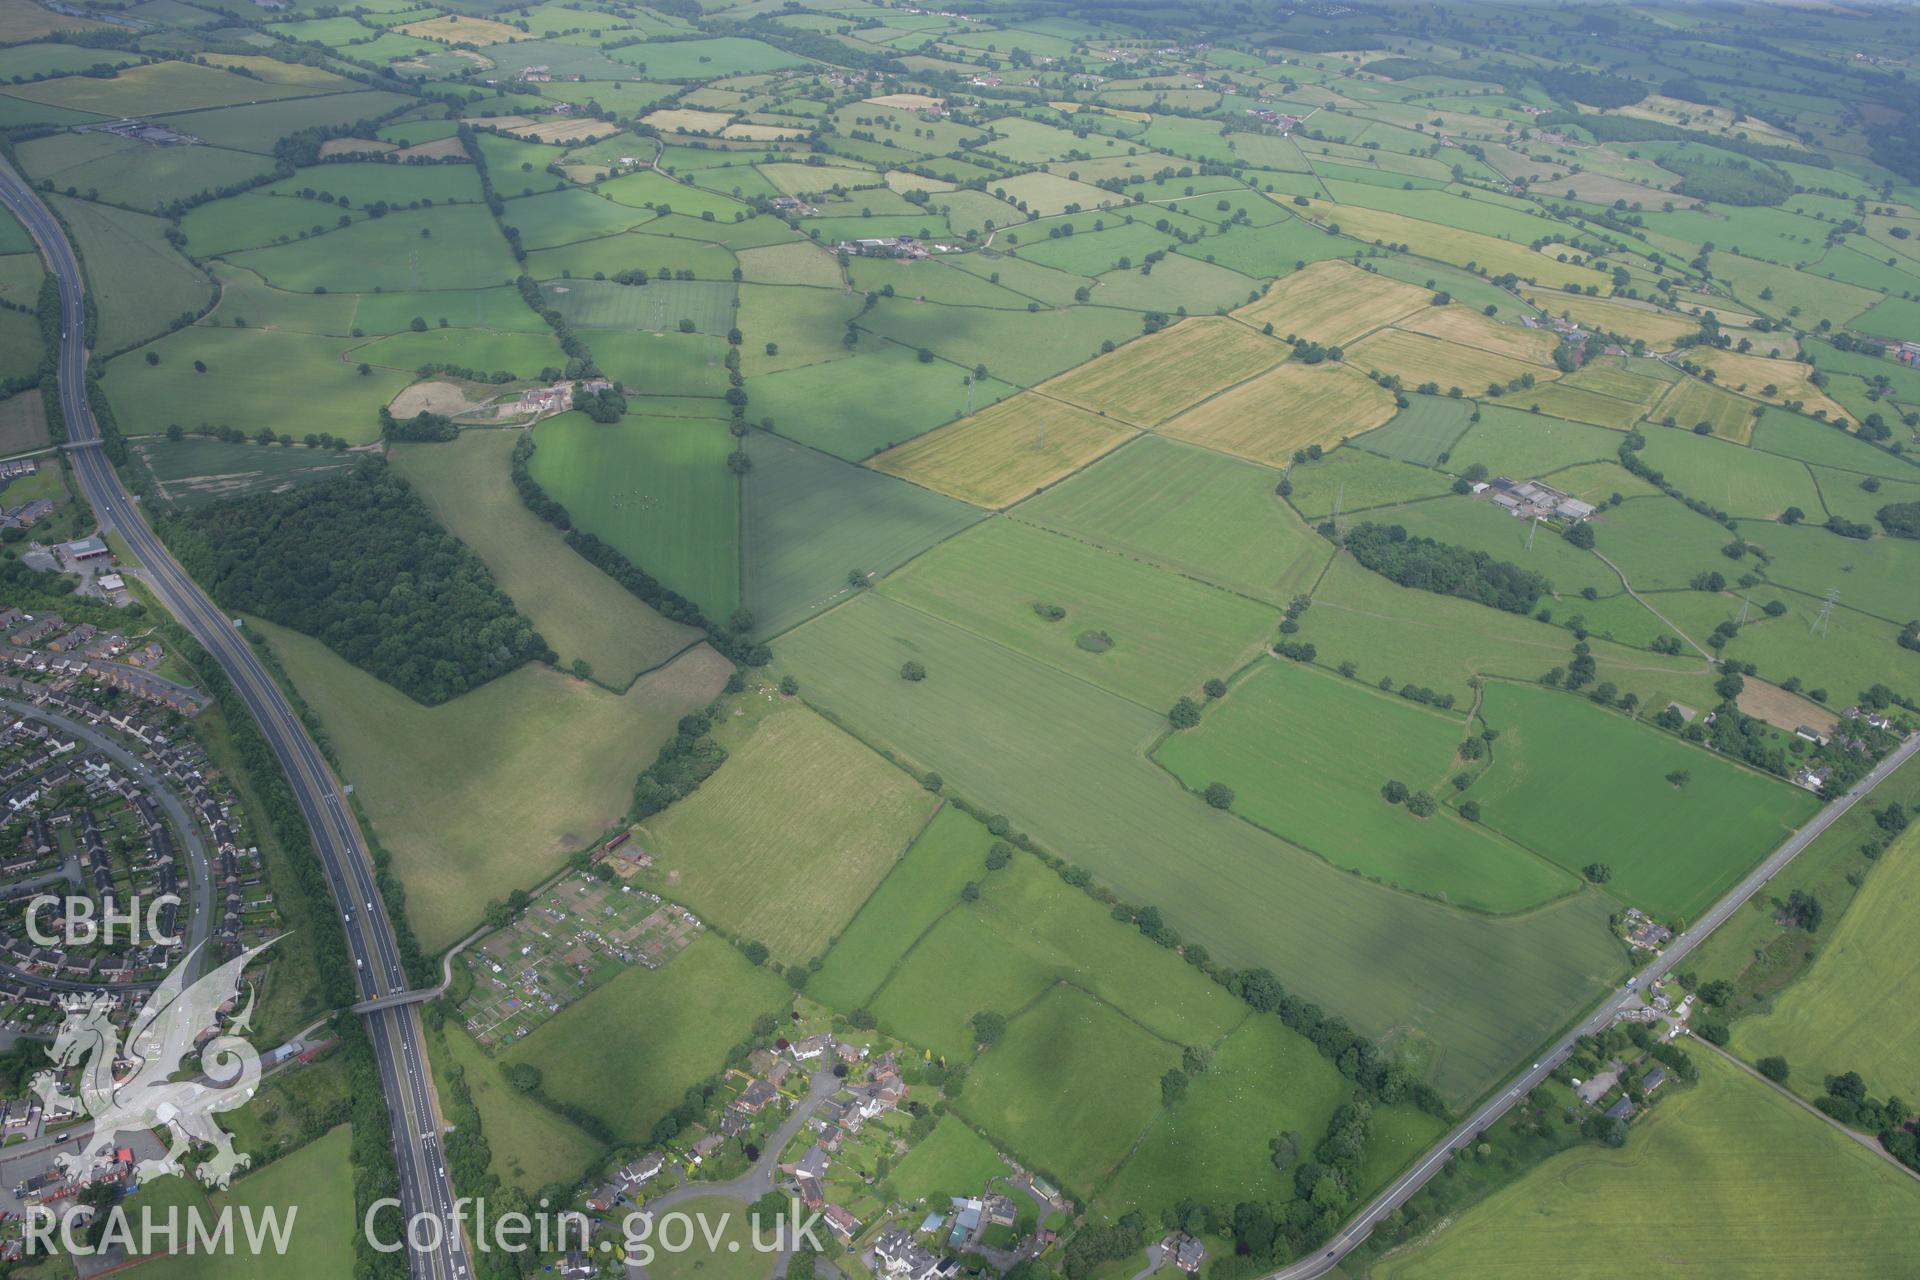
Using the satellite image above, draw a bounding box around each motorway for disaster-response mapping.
[1273,728,1920,1279]
[0,159,472,1280]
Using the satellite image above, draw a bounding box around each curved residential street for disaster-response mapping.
[624,1067,842,1279]
[0,695,213,980]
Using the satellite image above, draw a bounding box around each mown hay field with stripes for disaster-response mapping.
[867,392,1137,507]
[1158,359,1396,464]
[1037,316,1287,426]
[1232,259,1432,346]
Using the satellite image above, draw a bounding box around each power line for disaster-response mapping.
[1810,587,1839,637]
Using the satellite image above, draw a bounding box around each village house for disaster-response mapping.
[824,1203,860,1241]
[790,1033,832,1062]
[1622,908,1672,950]
[734,1078,780,1114]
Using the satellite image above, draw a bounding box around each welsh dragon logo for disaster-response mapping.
[32,940,275,1190]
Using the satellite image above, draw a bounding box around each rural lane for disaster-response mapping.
[1272,729,1920,1279]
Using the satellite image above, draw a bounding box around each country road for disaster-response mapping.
[1271,730,1920,1279]
[0,157,471,1280]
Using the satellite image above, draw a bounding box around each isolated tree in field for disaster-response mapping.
[1459,799,1480,822]
[779,675,799,696]
[1168,696,1201,729]
[847,568,868,590]
[741,940,769,966]
[1758,1056,1789,1083]
[165,424,184,441]
[506,1062,541,1092]
[358,362,372,376]
[1666,769,1690,788]
[1581,862,1611,883]
[1405,791,1436,818]
[1381,779,1409,805]
[1563,522,1595,550]
[192,360,206,373]
[900,660,927,682]
[1204,782,1234,809]
[1161,1069,1189,1106]
[1203,678,1227,699]
[972,1010,1007,1046]
[145,351,159,366]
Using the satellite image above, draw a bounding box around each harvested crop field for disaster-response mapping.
[1232,259,1432,346]
[867,392,1137,508]
[1037,316,1287,426]
[1397,306,1559,364]
[1653,377,1761,442]
[1347,328,1550,392]
[1158,359,1396,465]
[637,701,936,965]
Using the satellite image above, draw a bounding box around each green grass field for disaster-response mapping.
[228,205,518,293]
[808,804,994,1012]
[1634,426,1823,518]
[751,340,1020,461]
[776,593,1625,1104]
[1732,820,1920,1102]
[1282,551,1721,730]
[353,326,567,379]
[1651,588,1920,705]
[860,297,1143,388]
[132,436,355,510]
[528,413,741,622]
[392,430,701,688]
[133,1125,355,1280]
[1352,394,1477,466]
[431,1019,602,1193]
[1099,1015,1443,1221]
[101,326,408,445]
[878,517,1278,709]
[1592,495,1749,594]
[253,617,732,951]
[643,1195,778,1280]
[1751,410,1920,481]
[1156,660,1578,912]
[959,984,1181,1198]
[887,1116,1009,1207]
[1444,405,1625,480]
[502,933,786,1140]
[1374,1050,1920,1280]
[1739,517,1920,627]
[860,830,1246,1063]
[1286,447,1455,519]
[743,430,984,636]
[1471,681,1818,921]
[637,700,936,964]
[52,194,209,354]
[1011,434,1330,603]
